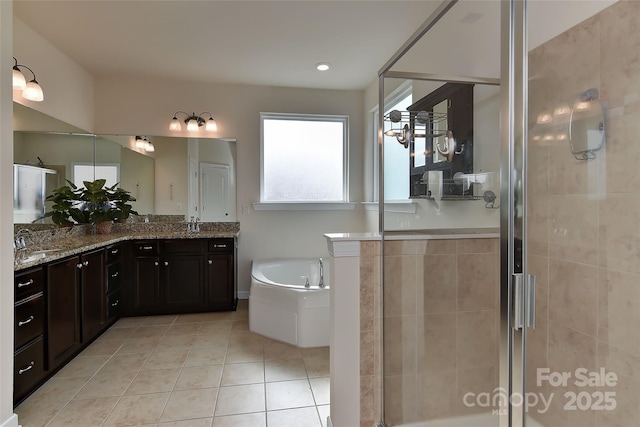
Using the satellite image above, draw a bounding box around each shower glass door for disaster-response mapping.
[522,0,640,426]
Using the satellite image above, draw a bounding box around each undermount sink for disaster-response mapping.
[17,249,63,264]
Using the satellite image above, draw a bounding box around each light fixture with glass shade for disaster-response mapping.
[170,111,217,132]
[135,136,154,152]
[12,57,44,102]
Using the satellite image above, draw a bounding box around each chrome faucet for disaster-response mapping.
[187,216,200,233]
[318,258,325,288]
[14,229,30,264]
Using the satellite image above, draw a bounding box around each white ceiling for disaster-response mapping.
[13,0,445,91]
[13,0,618,91]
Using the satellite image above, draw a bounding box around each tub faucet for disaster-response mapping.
[318,258,325,288]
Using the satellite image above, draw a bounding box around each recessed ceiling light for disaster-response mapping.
[315,62,330,71]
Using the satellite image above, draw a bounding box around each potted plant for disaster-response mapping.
[43,179,138,233]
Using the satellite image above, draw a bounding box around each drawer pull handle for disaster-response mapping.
[18,361,34,375]
[140,246,153,250]
[154,261,159,266]
[213,244,227,248]
[18,316,35,327]
[111,300,119,307]
[208,259,213,264]
[77,263,83,269]
[83,260,89,266]
[111,271,119,278]
[164,261,169,266]
[17,279,34,288]
[111,249,119,254]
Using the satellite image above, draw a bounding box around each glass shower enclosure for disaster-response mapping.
[377,1,636,426]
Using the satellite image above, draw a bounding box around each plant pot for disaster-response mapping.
[95,221,113,234]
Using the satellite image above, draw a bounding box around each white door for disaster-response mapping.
[200,163,230,221]
[188,157,198,218]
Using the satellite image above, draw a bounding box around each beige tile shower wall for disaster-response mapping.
[364,238,498,426]
[528,2,640,426]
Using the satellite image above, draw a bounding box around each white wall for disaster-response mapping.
[1,3,18,427]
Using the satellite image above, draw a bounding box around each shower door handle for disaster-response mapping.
[512,273,524,330]
[525,274,536,329]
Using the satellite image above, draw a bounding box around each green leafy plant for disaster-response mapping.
[42,179,138,226]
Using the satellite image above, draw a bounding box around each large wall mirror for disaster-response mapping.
[13,103,237,225]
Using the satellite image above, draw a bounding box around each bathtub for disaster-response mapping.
[249,258,330,348]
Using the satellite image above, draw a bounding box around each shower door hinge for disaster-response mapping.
[512,273,536,330]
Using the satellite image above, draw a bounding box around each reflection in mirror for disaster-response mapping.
[569,88,605,160]
[13,104,237,225]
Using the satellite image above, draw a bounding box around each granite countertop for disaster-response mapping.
[14,222,239,271]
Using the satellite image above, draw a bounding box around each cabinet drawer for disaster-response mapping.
[15,294,45,349]
[14,336,45,403]
[208,238,234,253]
[107,291,122,319]
[164,239,206,254]
[106,244,122,263]
[15,267,44,301]
[106,263,121,293]
[134,241,159,255]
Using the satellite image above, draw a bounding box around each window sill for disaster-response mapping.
[252,202,357,211]
[362,201,417,214]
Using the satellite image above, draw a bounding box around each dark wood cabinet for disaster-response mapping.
[80,249,105,343]
[129,238,236,315]
[46,257,82,371]
[14,267,46,404]
[105,244,123,322]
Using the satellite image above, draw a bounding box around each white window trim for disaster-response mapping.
[253,202,357,211]
[260,112,350,204]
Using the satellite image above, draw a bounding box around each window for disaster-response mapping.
[73,163,120,188]
[260,113,348,203]
[382,91,412,200]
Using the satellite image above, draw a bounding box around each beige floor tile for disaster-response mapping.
[317,405,330,427]
[74,371,136,399]
[265,358,308,382]
[97,326,137,341]
[112,316,147,328]
[142,314,178,326]
[158,418,213,427]
[116,336,162,356]
[166,323,202,336]
[176,311,233,323]
[103,392,170,426]
[228,331,264,348]
[55,355,110,378]
[231,320,250,331]
[175,365,223,390]
[301,347,330,359]
[126,368,181,395]
[267,406,322,427]
[221,361,264,386]
[47,397,119,427]
[225,346,264,364]
[132,325,171,338]
[30,375,89,402]
[191,333,230,349]
[157,334,197,351]
[142,349,189,370]
[264,340,303,360]
[266,380,316,411]
[160,388,218,422]
[212,412,266,427]
[98,353,149,375]
[185,347,227,366]
[303,355,330,378]
[215,384,265,416]
[80,339,125,357]
[15,395,67,427]
[309,377,330,405]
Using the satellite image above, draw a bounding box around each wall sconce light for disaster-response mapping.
[135,136,154,152]
[12,57,44,102]
[169,111,217,132]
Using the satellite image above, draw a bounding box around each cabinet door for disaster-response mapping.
[207,254,234,310]
[133,256,161,314]
[47,257,81,370]
[80,249,105,343]
[164,254,206,310]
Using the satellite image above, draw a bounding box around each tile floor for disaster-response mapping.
[15,300,330,427]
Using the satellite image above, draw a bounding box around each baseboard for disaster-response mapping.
[238,291,249,299]
[0,414,19,427]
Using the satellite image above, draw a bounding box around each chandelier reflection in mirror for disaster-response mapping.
[12,57,44,102]
[383,109,461,162]
[170,111,218,132]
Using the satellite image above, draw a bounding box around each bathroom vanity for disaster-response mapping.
[12,224,238,405]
